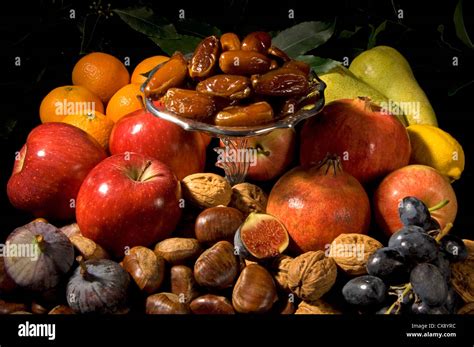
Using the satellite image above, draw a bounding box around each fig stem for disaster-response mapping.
[385,283,412,315]
[34,234,46,252]
[428,199,449,212]
[77,256,93,282]
[137,160,152,182]
[435,223,453,243]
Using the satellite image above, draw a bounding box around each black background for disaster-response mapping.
[2,0,472,239]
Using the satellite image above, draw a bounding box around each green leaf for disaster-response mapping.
[0,119,17,139]
[273,21,335,58]
[448,79,474,96]
[150,35,202,55]
[113,7,178,39]
[453,0,473,49]
[174,19,221,38]
[338,26,362,39]
[296,55,341,74]
[367,21,387,49]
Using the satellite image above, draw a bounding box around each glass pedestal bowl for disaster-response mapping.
[142,69,326,185]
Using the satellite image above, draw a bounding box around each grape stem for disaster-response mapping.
[435,222,453,242]
[385,283,412,315]
[428,199,449,212]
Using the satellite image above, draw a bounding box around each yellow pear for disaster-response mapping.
[319,65,407,125]
[349,46,438,126]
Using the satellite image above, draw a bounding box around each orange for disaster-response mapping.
[61,111,114,150]
[72,52,130,103]
[39,85,104,123]
[106,83,145,123]
[131,56,170,85]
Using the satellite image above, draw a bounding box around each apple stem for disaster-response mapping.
[34,234,46,252]
[77,256,93,281]
[435,223,453,242]
[428,199,450,212]
[137,160,152,182]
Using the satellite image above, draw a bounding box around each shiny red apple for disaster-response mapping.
[373,164,458,236]
[7,123,106,220]
[109,110,206,180]
[246,128,295,181]
[300,98,411,184]
[76,153,182,256]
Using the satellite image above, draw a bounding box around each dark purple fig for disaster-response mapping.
[66,257,130,314]
[4,222,74,291]
[0,257,16,294]
[234,213,289,260]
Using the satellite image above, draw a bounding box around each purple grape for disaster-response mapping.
[410,263,448,307]
[398,196,431,230]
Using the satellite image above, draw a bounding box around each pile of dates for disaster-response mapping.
[144,31,319,127]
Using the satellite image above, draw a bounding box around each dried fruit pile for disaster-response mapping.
[145,32,320,126]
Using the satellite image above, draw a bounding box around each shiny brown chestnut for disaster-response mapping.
[170,265,200,304]
[123,246,165,294]
[194,241,239,289]
[195,206,244,245]
[232,264,278,314]
[154,238,202,265]
[146,292,190,314]
[190,294,235,314]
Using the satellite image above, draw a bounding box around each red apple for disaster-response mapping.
[300,98,411,184]
[76,153,182,256]
[7,123,106,220]
[109,110,206,180]
[246,128,295,181]
[373,164,458,236]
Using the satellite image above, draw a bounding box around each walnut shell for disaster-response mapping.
[458,302,474,314]
[328,233,383,275]
[181,173,232,208]
[451,239,474,303]
[287,251,337,301]
[269,255,294,292]
[229,183,267,216]
[295,299,341,314]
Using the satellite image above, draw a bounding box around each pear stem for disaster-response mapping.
[428,199,449,212]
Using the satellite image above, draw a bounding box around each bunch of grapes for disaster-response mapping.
[342,196,468,314]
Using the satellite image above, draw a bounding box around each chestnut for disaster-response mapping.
[232,264,278,313]
[0,300,29,314]
[195,206,244,245]
[190,294,235,314]
[146,293,190,314]
[194,241,239,289]
[170,265,200,303]
[48,305,76,314]
[123,246,165,294]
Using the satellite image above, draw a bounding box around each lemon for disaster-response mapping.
[407,124,464,181]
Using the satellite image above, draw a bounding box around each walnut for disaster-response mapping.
[458,302,474,314]
[268,255,294,292]
[451,239,474,303]
[229,183,267,216]
[181,173,232,208]
[328,234,383,275]
[287,251,337,301]
[295,299,341,314]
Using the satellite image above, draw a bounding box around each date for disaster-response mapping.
[219,50,271,75]
[283,59,311,76]
[220,33,241,51]
[241,31,272,54]
[189,36,220,79]
[196,75,251,100]
[251,67,310,97]
[267,46,291,62]
[144,52,188,99]
[214,101,273,126]
[163,88,216,120]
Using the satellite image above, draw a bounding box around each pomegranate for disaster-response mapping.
[267,155,371,253]
[300,97,411,184]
